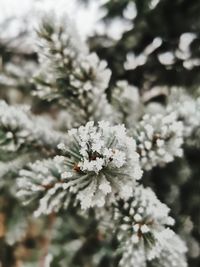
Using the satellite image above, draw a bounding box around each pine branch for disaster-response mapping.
[0,101,67,156]
[32,13,115,126]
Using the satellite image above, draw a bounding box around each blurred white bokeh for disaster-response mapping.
[0,0,133,42]
[0,0,104,39]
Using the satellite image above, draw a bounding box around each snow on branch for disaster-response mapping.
[17,121,142,212]
[0,100,67,154]
[33,13,114,125]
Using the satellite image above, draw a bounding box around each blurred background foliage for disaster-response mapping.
[88,0,200,92]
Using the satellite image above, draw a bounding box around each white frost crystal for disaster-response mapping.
[112,80,142,126]
[0,101,33,151]
[151,229,188,267]
[112,186,187,267]
[0,100,66,151]
[114,186,174,245]
[17,121,142,212]
[17,158,72,217]
[70,52,111,94]
[58,121,143,209]
[132,112,184,170]
[119,229,187,267]
[33,13,114,126]
[167,87,200,145]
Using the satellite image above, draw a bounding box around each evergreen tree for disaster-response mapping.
[0,2,199,267]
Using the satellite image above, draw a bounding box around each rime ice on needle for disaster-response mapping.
[17,158,72,217]
[57,121,142,209]
[17,121,142,213]
[33,13,114,125]
[132,112,184,170]
[0,100,66,152]
[112,80,142,126]
[114,186,174,246]
[150,229,188,267]
[0,101,32,152]
[167,87,200,141]
[112,186,187,267]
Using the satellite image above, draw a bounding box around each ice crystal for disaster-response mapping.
[17,157,73,217]
[132,112,184,170]
[151,229,188,267]
[118,229,187,267]
[112,80,142,126]
[17,121,142,212]
[0,100,66,152]
[57,121,143,209]
[114,186,174,246]
[33,13,114,126]
[110,186,187,267]
[0,101,33,152]
[167,87,200,145]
